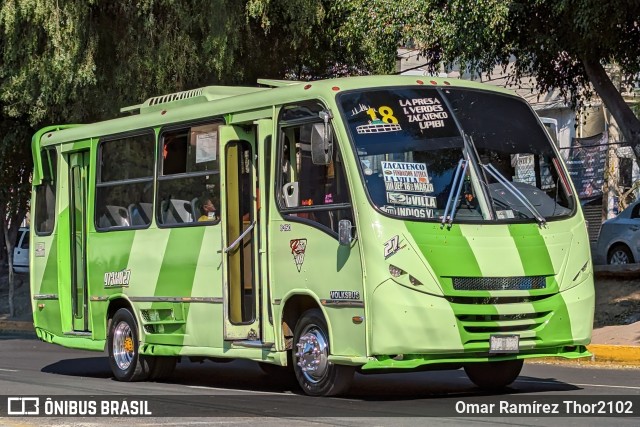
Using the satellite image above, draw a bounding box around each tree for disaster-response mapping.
[244,0,371,80]
[0,0,365,316]
[336,0,640,156]
[0,119,32,317]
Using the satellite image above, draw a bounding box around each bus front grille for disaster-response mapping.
[456,311,552,334]
[452,276,547,291]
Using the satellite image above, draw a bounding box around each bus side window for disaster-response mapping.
[96,133,154,230]
[35,148,58,235]
[277,117,352,233]
[157,123,221,227]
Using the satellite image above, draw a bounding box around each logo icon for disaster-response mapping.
[7,397,40,415]
[290,239,307,272]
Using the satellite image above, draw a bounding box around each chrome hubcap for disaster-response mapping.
[295,325,328,384]
[113,321,134,370]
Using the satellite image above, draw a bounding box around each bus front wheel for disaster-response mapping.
[292,309,354,396]
[464,359,523,390]
[107,308,153,382]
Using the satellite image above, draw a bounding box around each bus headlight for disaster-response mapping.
[409,275,424,286]
[388,264,405,277]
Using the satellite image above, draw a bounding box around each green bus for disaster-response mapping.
[30,75,594,396]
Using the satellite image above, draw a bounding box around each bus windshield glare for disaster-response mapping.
[338,87,575,223]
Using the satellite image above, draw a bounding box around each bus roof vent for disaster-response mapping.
[121,86,268,114]
[148,88,205,107]
[257,79,303,87]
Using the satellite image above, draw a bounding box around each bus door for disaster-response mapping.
[219,125,260,341]
[68,151,90,332]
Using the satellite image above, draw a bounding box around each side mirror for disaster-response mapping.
[338,219,354,246]
[311,111,333,165]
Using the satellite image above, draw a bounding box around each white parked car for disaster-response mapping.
[13,227,29,274]
[593,201,640,265]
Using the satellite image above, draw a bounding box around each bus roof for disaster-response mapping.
[36,75,515,147]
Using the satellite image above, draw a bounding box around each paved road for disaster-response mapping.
[0,333,638,426]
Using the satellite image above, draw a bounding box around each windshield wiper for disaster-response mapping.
[482,163,546,226]
[441,159,468,227]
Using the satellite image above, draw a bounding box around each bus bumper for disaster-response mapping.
[366,275,594,369]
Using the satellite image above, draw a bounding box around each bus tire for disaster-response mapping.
[292,309,354,396]
[107,308,153,382]
[149,356,178,381]
[464,359,523,390]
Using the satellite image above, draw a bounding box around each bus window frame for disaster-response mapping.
[155,119,224,229]
[95,130,156,232]
[34,147,58,237]
[275,101,353,238]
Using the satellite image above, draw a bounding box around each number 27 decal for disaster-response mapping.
[384,235,405,259]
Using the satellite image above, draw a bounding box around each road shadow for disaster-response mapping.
[40,357,581,401]
[42,356,112,378]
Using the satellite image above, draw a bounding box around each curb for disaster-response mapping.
[587,344,640,365]
[0,320,35,335]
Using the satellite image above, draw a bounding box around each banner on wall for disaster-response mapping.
[564,132,607,200]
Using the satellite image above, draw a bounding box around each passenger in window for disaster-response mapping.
[198,196,218,222]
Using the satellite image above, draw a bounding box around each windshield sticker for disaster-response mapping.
[195,131,217,163]
[383,235,406,259]
[511,154,536,186]
[329,290,361,300]
[104,269,131,288]
[290,239,307,272]
[385,181,434,192]
[387,192,437,208]
[382,161,434,192]
[496,210,515,219]
[399,97,450,130]
[361,159,373,175]
[351,103,371,117]
[356,105,402,134]
[381,205,434,219]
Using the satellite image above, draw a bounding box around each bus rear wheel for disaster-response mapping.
[464,359,523,390]
[149,356,177,381]
[292,309,354,396]
[108,308,153,382]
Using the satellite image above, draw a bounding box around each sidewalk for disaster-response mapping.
[587,321,640,365]
[1,318,638,366]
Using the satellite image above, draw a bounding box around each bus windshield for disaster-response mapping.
[338,87,575,223]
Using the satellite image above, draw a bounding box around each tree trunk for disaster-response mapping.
[1,217,14,318]
[582,59,640,159]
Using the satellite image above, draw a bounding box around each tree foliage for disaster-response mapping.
[0,0,365,315]
[337,0,640,153]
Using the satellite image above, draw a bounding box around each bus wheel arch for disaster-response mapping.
[281,294,321,352]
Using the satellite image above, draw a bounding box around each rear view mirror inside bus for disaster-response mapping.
[310,122,333,165]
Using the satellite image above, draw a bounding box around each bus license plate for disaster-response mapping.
[489,335,519,353]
